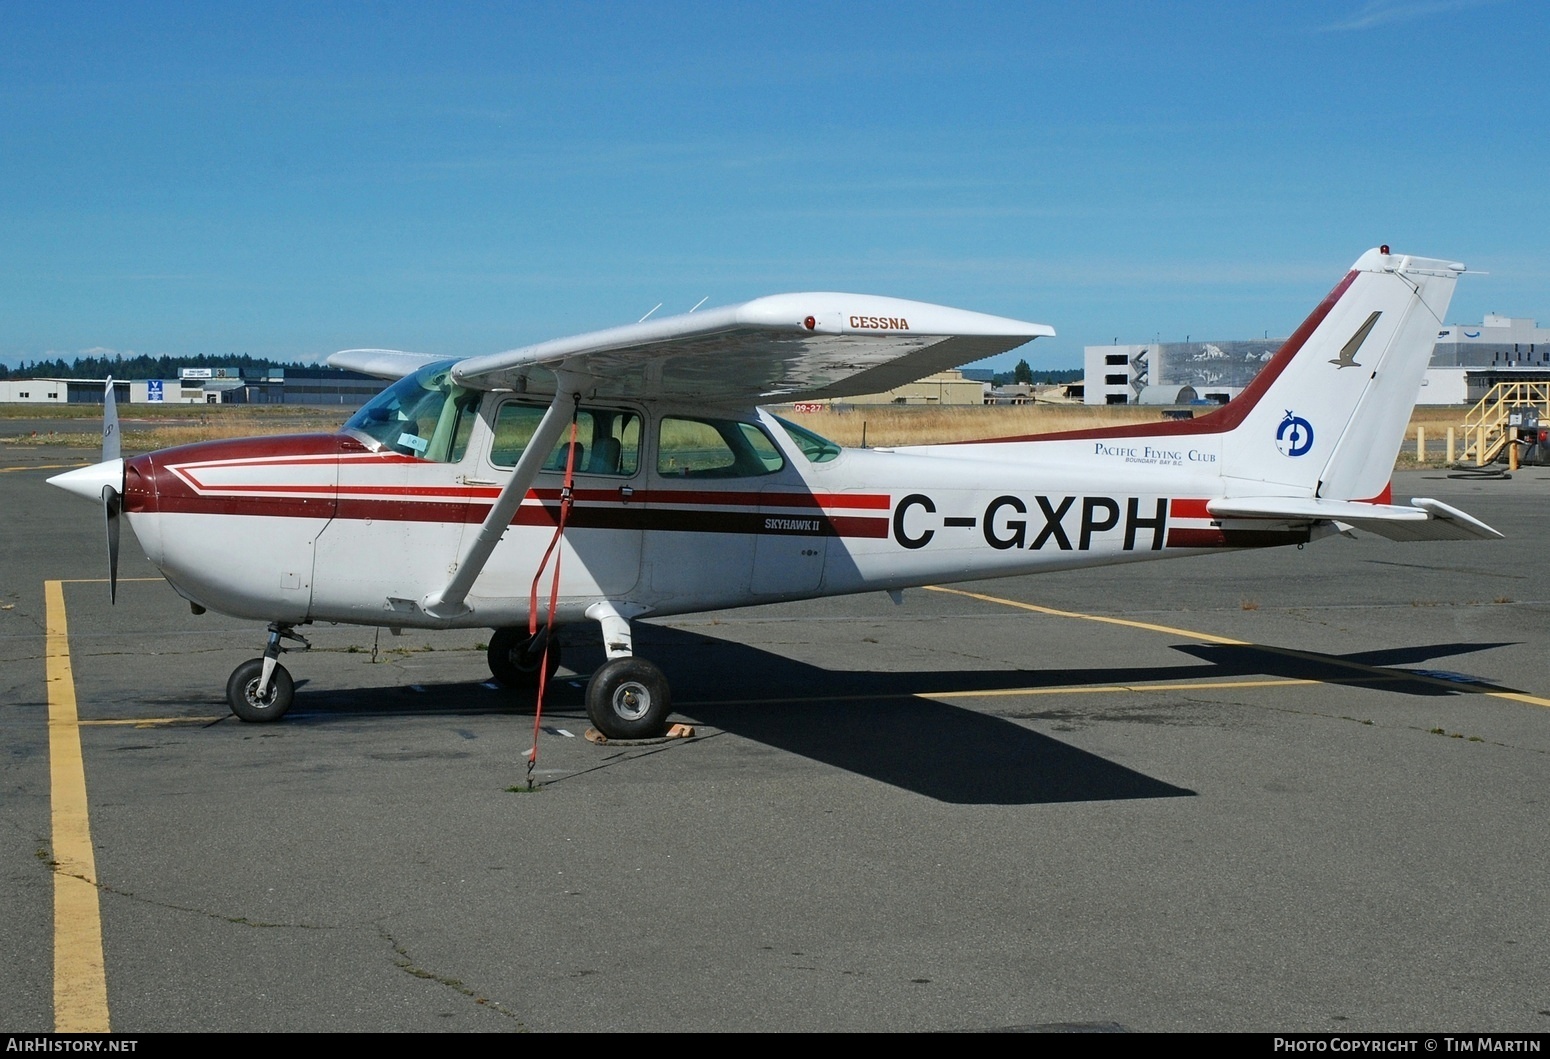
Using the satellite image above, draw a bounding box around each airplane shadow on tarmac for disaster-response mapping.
[275,625,1518,808]
[1171,640,1519,696]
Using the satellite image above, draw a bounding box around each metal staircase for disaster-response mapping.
[1458,381,1550,466]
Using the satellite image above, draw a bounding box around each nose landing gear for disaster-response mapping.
[226,623,310,723]
[582,602,672,740]
[585,656,671,740]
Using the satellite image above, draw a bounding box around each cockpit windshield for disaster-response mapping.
[343,361,479,462]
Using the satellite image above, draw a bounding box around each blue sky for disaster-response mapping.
[2,0,1543,372]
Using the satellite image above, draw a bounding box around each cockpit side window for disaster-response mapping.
[489,403,642,475]
[657,417,785,478]
[771,414,842,463]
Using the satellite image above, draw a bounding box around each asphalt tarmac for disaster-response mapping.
[3,442,1548,1033]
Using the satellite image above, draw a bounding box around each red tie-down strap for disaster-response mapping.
[524,408,580,781]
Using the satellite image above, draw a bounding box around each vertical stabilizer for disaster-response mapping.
[1219,249,1462,500]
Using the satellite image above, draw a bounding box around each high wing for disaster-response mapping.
[329,292,1050,621]
[329,293,1053,402]
[1207,497,1503,541]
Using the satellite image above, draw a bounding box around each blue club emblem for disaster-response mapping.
[1276,411,1314,457]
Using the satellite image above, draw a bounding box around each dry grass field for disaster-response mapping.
[780,402,1160,447]
[0,403,353,450]
[0,399,1486,468]
[780,402,1480,468]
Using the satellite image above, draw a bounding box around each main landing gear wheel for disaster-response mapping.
[585,657,671,740]
[226,659,294,723]
[487,627,562,688]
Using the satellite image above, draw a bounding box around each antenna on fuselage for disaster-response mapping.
[689,297,708,313]
[639,303,662,323]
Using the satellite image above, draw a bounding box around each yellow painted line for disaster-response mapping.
[0,463,86,473]
[1489,691,1550,708]
[933,677,1357,699]
[925,585,1250,645]
[44,580,110,1032]
[1220,640,1550,709]
[57,577,162,585]
[684,677,1383,710]
[927,584,1550,709]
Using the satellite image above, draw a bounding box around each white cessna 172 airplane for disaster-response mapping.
[49,247,1500,739]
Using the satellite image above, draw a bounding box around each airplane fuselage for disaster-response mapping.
[117,400,1312,631]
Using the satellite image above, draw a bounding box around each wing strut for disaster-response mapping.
[420,371,585,619]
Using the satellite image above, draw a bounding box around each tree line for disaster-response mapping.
[3,351,1084,387]
[992,360,1082,386]
[0,353,328,381]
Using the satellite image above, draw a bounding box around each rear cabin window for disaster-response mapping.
[657,417,785,478]
[489,404,641,476]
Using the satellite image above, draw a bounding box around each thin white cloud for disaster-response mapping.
[1322,0,1502,32]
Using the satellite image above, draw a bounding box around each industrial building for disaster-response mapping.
[1084,339,1277,407]
[1085,315,1549,407]
[824,369,987,406]
[1428,315,1550,402]
[0,366,384,406]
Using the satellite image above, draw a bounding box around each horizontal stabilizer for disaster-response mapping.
[1207,496,1502,541]
[1406,497,1506,541]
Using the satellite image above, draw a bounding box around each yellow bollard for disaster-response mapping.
[1446,426,1455,465]
[1510,430,1519,471]
[1416,426,1425,462]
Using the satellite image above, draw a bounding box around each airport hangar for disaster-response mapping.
[0,365,1019,410]
[0,365,383,407]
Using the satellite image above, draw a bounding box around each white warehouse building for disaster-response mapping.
[1085,339,1277,407]
[1085,315,1550,407]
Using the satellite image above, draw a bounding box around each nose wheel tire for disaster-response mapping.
[487,627,562,689]
[226,659,294,723]
[585,657,671,740]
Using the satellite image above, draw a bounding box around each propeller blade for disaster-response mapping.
[103,485,121,604]
[102,375,121,462]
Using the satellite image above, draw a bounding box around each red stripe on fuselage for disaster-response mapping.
[136,440,896,540]
[1169,497,1212,520]
[626,488,890,510]
[187,492,892,538]
[152,466,893,514]
[126,430,895,542]
[1169,488,1394,525]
